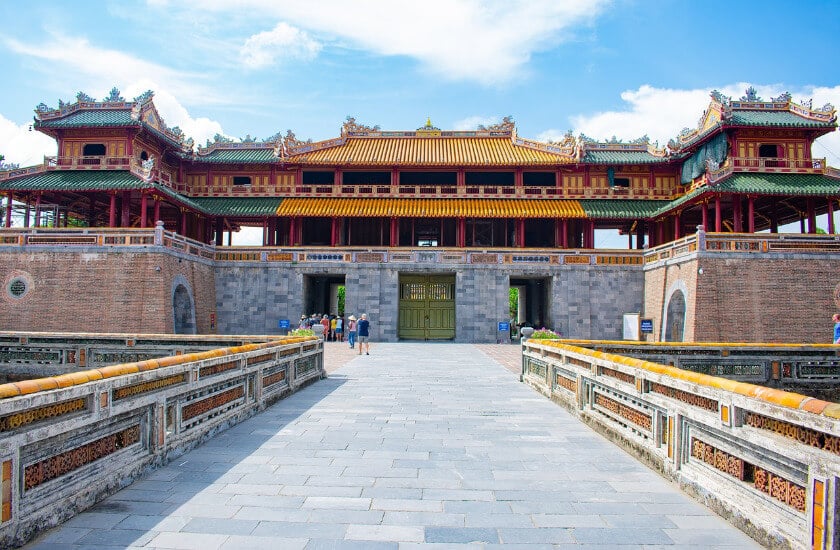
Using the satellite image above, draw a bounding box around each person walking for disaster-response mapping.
[833,313,840,343]
[336,316,343,342]
[357,313,370,355]
[347,315,357,349]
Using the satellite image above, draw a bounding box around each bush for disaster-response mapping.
[530,327,562,340]
[290,328,314,337]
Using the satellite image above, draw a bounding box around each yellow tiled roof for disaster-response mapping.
[287,136,575,166]
[276,198,586,218]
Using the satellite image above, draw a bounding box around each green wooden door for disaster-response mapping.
[398,275,456,340]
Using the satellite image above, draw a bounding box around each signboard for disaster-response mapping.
[640,319,654,334]
[498,322,510,332]
[622,313,640,341]
[278,319,290,329]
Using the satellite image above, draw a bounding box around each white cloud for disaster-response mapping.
[0,114,57,166]
[240,22,321,68]
[3,33,220,106]
[537,83,840,166]
[161,0,610,84]
[452,116,501,131]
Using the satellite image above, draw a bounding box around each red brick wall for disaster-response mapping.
[0,251,216,334]
[644,255,840,344]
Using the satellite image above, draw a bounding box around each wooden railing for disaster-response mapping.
[0,334,323,547]
[521,339,840,549]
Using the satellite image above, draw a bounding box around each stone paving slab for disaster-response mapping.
[23,343,762,549]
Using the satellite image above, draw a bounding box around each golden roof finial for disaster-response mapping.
[425,117,432,128]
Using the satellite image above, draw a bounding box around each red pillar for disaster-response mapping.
[289,217,297,245]
[732,195,742,233]
[458,218,466,247]
[153,197,161,223]
[330,217,338,246]
[657,220,665,244]
[747,196,755,233]
[562,219,569,248]
[4,192,12,227]
[34,194,42,228]
[829,200,836,234]
[181,210,187,236]
[390,217,398,246]
[674,212,681,240]
[714,197,722,232]
[701,202,708,230]
[109,193,117,227]
[807,198,816,233]
[555,219,563,248]
[121,191,131,227]
[140,193,148,228]
[516,218,525,247]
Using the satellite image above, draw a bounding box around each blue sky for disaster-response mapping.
[1,0,839,244]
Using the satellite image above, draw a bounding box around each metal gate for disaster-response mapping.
[398,274,456,340]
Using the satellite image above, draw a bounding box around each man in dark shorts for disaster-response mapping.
[357,313,370,355]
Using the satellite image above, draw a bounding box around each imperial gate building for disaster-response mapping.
[1,88,839,343]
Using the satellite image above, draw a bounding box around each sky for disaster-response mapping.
[1,0,839,245]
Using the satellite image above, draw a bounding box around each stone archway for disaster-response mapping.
[664,289,686,342]
[172,276,196,334]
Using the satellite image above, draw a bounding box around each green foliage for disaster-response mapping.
[509,287,518,320]
[290,328,314,336]
[337,286,345,315]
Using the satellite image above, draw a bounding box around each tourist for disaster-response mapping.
[833,314,840,343]
[321,315,330,339]
[358,313,370,355]
[299,315,308,330]
[347,315,357,348]
[330,315,337,341]
[336,316,343,342]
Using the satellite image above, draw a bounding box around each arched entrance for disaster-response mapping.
[664,289,686,342]
[172,278,196,334]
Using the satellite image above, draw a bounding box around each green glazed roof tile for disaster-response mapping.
[189,148,278,163]
[35,110,137,128]
[580,199,667,219]
[190,197,283,216]
[0,170,151,191]
[712,173,840,194]
[580,150,666,164]
[729,110,835,128]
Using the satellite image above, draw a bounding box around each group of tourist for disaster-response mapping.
[299,312,371,354]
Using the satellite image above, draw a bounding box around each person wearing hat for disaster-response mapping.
[357,313,370,355]
[299,315,308,330]
[347,315,357,349]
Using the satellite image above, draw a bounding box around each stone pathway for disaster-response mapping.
[25,343,761,549]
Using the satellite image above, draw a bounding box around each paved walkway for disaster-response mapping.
[26,343,760,549]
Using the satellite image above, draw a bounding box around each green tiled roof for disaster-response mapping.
[190,197,282,216]
[580,150,667,164]
[189,148,278,163]
[151,184,205,212]
[712,173,840,195]
[0,170,151,191]
[35,110,137,128]
[581,199,667,219]
[729,110,836,128]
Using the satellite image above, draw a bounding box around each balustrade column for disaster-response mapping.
[714,196,722,232]
[4,192,12,227]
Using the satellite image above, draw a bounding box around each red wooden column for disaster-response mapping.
[180,209,188,236]
[828,200,836,234]
[635,221,645,249]
[587,220,595,248]
[4,192,12,228]
[673,212,681,240]
[562,219,569,248]
[289,216,298,245]
[732,194,742,232]
[121,191,131,227]
[214,218,224,246]
[140,193,148,228]
[153,196,161,223]
[514,169,524,196]
[34,194,42,227]
[554,219,563,248]
[701,201,708,230]
[109,193,117,227]
[747,196,755,233]
[330,217,338,246]
[657,220,665,244]
[516,218,525,247]
[714,196,722,232]
[457,218,466,247]
[806,198,816,233]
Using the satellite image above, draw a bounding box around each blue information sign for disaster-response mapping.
[640,319,653,333]
[278,319,290,329]
[498,322,510,331]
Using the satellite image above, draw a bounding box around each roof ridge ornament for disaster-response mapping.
[342,116,380,136]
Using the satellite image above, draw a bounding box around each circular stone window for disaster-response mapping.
[5,274,33,300]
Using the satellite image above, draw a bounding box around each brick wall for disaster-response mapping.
[0,249,216,334]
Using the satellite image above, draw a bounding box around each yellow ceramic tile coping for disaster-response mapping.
[276,198,586,218]
[0,336,317,399]
[532,340,840,419]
